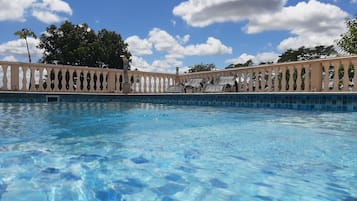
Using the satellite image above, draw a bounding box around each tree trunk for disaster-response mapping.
[25,37,31,63]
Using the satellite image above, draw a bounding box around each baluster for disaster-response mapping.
[280,67,285,92]
[10,64,19,91]
[322,62,329,92]
[83,70,88,92]
[88,71,94,92]
[36,67,43,91]
[331,61,340,92]
[342,61,350,91]
[67,69,73,92]
[0,65,3,90]
[29,66,35,91]
[104,72,109,92]
[143,76,147,93]
[351,60,357,91]
[296,66,302,92]
[266,68,271,92]
[21,66,27,91]
[273,67,278,92]
[249,71,253,92]
[2,65,8,90]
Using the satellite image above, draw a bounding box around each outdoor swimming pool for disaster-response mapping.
[0,102,356,201]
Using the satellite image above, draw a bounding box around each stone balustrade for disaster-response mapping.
[1,56,356,94]
[180,56,357,93]
[0,62,177,94]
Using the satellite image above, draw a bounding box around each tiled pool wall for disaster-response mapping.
[1,92,357,111]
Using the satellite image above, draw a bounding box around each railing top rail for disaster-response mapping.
[0,61,177,76]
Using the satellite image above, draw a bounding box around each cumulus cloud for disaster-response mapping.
[40,0,72,15]
[226,52,279,65]
[0,0,72,23]
[127,28,232,72]
[32,11,62,24]
[32,0,72,23]
[173,0,286,27]
[0,0,35,21]
[185,37,232,55]
[173,0,348,51]
[125,36,153,56]
[0,38,43,60]
[2,56,17,62]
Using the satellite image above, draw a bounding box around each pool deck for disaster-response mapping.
[1,91,357,111]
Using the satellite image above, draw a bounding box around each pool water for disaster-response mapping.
[0,102,356,201]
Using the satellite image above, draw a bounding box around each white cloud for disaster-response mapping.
[173,0,348,51]
[32,11,62,24]
[0,0,35,21]
[351,0,357,3]
[40,0,72,15]
[246,0,347,34]
[226,52,279,65]
[148,28,184,54]
[127,28,232,72]
[185,37,232,55]
[173,0,286,27]
[126,36,153,55]
[2,56,17,62]
[130,56,151,71]
[0,38,43,59]
[0,0,72,23]
[147,28,232,57]
[226,53,255,64]
[130,55,182,73]
[32,0,73,23]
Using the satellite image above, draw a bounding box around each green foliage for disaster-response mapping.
[337,14,357,55]
[38,21,131,69]
[278,45,337,63]
[225,59,254,69]
[188,63,215,73]
[14,28,37,63]
[14,28,37,40]
[259,61,274,65]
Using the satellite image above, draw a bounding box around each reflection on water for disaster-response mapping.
[0,102,356,201]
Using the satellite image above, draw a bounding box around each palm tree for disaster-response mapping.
[14,28,37,63]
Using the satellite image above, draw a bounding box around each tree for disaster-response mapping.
[337,13,357,55]
[277,45,337,63]
[38,21,131,69]
[188,63,215,73]
[14,28,37,63]
[225,59,254,69]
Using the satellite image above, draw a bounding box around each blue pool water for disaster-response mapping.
[0,102,356,201]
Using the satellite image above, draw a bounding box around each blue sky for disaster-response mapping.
[0,0,356,73]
